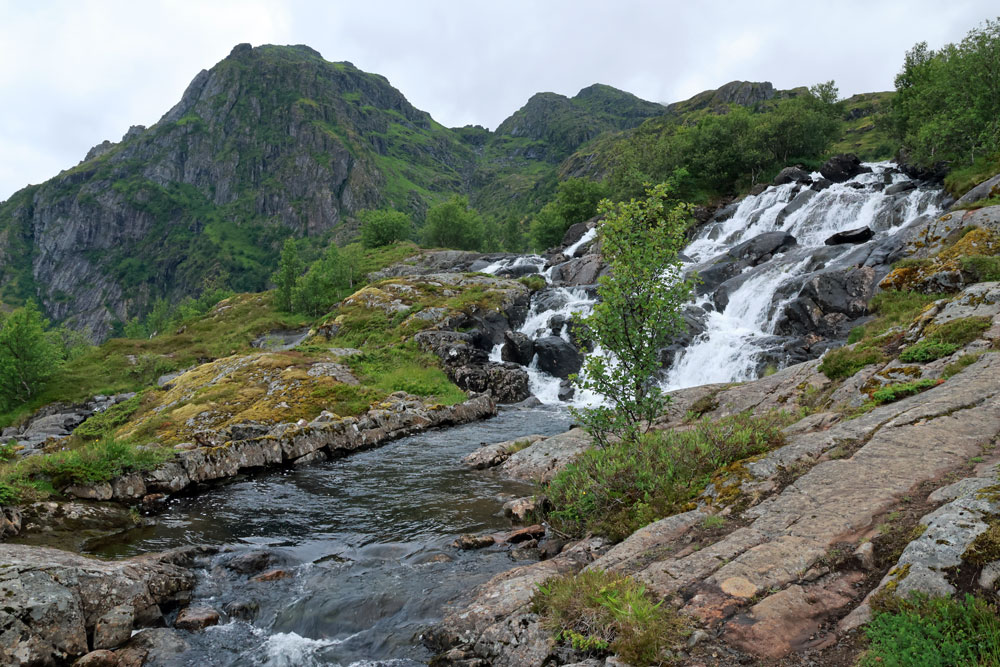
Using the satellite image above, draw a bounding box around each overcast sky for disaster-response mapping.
[0,0,995,201]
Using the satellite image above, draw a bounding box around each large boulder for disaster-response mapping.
[501,331,535,366]
[448,363,531,403]
[0,544,206,665]
[773,166,811,186]
[776,266,878,338]
[549,254,604,286]
[533,337,583,379]
[824,226,874,245]
[819,153,866,183]
[953,173,1000,209]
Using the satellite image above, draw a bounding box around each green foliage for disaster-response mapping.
[0,436,172,503]
[900,316,992,362]
[423,195,485,250]
[528,178,609,251]
[943,352,982,379]
[899,341,960,363]
[273,238,304,312]
[359,209,412,248]
[819,345,888,380]
[518,275,547,292]
[532,569,689,665]
[543,411,791,541]
[0,302,63,411]
[74,394,143,440]
[871,379,940,404]
[959,254,1000,281]
[945,153,1000,197]
[291,244,358,317]
[570,180,693,448]
[861,594,1000,667]
[891,19,1000,173]
[122,286,235,340]
[609,88,843,201]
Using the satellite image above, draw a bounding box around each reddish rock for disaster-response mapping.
[174,606,220,632]
[73,650,119,666]
[453,534,495,550]
[505,524,545,544]
[250,568,291,582]
[722,573,862,659]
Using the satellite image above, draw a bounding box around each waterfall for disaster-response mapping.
[484,162,945,402]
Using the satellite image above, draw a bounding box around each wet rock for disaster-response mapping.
[953,173,1000,209]
[454,534,496,550]
[250,569,292,582]
[0,544,202,666]
[561,221,592,248]
[464,435,545,470]
[810,177,833,192]
[220,549,281,576]
[174,606,220,632]
[500,428,592,483]
[775,188,816,224]
[93,604,135,650]
[74,650,119,667]
[500,331,534,366]
[885,180,917,196]
[533,336,583,379]
[557,379,575,401]
[819,153,864,182]
[448,362,530,403]
[824,226,874,245]
[116,628,191,666]
[503,497,537,524]
[0,505,22,539]
[549,254,605,286]
[774,166,811,186]
[777,266,878,338]
[222,600,259,621]
[506,524,545,543]
[111,474,146,501]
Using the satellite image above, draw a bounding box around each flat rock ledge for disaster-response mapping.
[65,392,496,506]
[0,543,210,666]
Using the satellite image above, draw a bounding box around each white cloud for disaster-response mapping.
[0,0,995,200]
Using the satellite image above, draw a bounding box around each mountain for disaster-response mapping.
[0,43,892,341]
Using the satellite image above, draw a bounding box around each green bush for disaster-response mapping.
[0,301,63,411]
[891,19,1000,178]
[543,411,792,540]
[74,394,143,440]
[532,569,689,665]
[423,195,485,251]
[359,209,411,248]
[899,341,960,363]
[959,255,1000,282]
[900,316,992,362]
[819,345,888,380]
[861,594,1000,666]
[871,379,939,404]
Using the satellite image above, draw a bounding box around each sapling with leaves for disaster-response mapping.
[570,176,695,448]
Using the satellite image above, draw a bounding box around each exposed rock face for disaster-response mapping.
[533,336,583,379]
[820,153,868,182]
[953,173,1000,208]
[0,544,207,665]
[3,393,134,458]
[694,231,797,295]
[776,266,879,338]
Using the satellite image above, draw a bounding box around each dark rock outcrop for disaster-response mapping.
[533,337,583,379]
[774,166,811,185]
[776,266,879,338]
[824,226,874,245]
[819,153,868,183]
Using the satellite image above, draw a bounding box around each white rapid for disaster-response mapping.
[664,163,944,389]
[483,162,946,403]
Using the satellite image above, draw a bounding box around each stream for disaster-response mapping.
[89,405,572,666]
[86,162,947,665]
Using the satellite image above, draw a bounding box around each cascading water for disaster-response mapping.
[483,162,946,402]
[664,163,944,389]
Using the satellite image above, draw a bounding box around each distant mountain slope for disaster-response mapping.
[0,43,894,341]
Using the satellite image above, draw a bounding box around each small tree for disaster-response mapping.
[272,238,303,311]
[293,244,350,316]
[570,180,694,448]
[423,195,484,250]
[0,301,62,410]
[359,209,411,248]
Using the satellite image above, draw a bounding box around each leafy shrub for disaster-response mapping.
[74,394,143,440]
[423,195,485,251]
[543,411,791,540]
[899,341,960,363]
[871,379,940,404]
[819,345,888,380]
[359,209,411,248]
[959,255,1000,282]
[861,594,1000,666]
[0,301,63,411]
[900,316,992,362]
[518,274,547,292]
[532,569,689,665]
